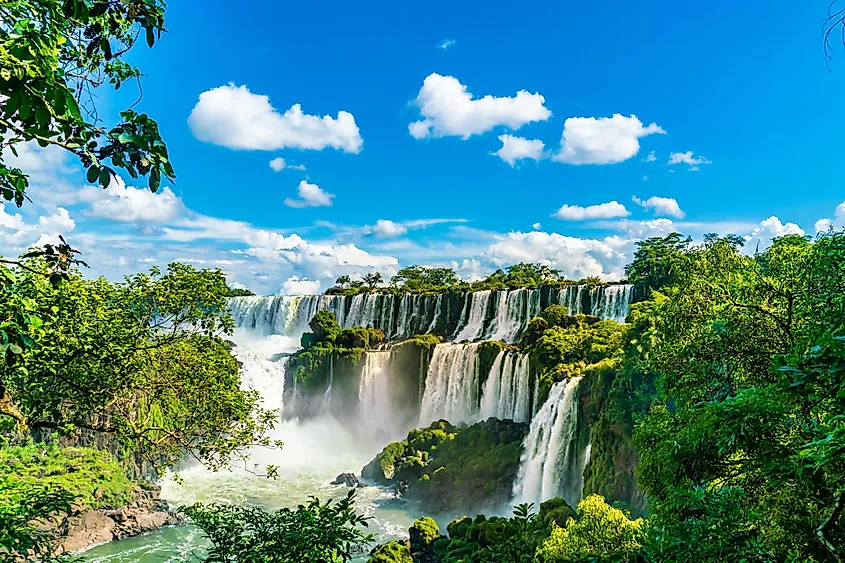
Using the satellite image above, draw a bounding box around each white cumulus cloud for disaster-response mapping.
[188,83,363,153]
[553,114,665,165]
[408,73,551,139]
[815,201,845,233]
[492,134,546,166]
[371,219,408,238]
[485,231,630,280]
[269,157,306,172]
[744,216,804,252]
[284,181,335,209]
[668,151,711,170]
[632,196,685,219]
[0,203,76,253]
[281,276,322,295]
[552,201,630,221]
[437,39,456,50]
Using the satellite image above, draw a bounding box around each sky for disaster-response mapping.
[3,1,845,294]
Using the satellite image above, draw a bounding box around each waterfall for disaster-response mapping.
[479,351,531,422]
[229,284,634,345]
[229,295,301,335]
[357,351,402,443]
[591,284,634,323]
[419,343,481,425]
[454,291,492,341]
[513,377,588,509]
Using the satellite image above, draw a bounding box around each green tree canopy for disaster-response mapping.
[634,233,845,561]
[0,261,277,473]
[0,0,174,206]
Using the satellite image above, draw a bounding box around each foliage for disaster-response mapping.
[364,419,528,513]
[529,314,626,384]
[391,265,461,292]
[535,494,646,562]
[0,442,134,511]
[409,516,441,553]
[434,503,554,563]
[0,481,79,563]
[326,263,601,295]
[633,232,845,561]
[227,287,255,297]
[624,233,691,293]
[336,327,386,349]
[367,540,413,563]
[363,272,383,288]
[182,489,374,563]
[309,310,342,344]
[0,0,174,206]
[0,261,277,474]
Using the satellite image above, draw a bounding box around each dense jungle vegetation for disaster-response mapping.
[1,0,844,562]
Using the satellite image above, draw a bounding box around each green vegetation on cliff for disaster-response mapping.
[0,443,135,511]
[363,419,528,513]
[327,262,624,296]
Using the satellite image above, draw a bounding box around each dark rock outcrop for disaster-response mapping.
[331,472,362,487]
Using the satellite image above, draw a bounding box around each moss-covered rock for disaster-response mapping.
[409,516,441,553]
[368,540,413,563]
[363,418,527,513]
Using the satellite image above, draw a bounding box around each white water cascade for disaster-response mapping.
[479,351,531,422]
[418,343,482,425]
[228,283,634,346]
[357,351,404,444]
[513,377,588,509]
[454,290,492,341]
[590,284,634,322]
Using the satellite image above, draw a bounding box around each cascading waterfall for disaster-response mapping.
[229,284,633,345]
[590,284,634,323]
[454,291,492,341]
[479,351,531,422]
[513,377,588,509]
[418,343,482,425]
[357,351,401,443]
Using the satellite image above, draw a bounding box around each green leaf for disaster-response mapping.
[86,165,100,183]
[98,167,111,187]
[117,132,135,144]
[8,343,23,355]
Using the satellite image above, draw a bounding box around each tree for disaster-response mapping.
[624,232,691,292]
[335,275,351,288]
[0,482,78,562]
[0,0,174,206]
[535,495,645,562]
[308,310,341,344]
[182,490,373,563]
[634,233,845,560]
[0,261,278,473]
[363,272,383,289]
[390,266,459,292]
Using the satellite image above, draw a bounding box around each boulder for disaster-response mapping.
[331,472,361,487]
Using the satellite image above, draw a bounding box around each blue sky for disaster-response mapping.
[3,1,845,294]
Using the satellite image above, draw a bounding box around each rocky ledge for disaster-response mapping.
[48,484,182,554]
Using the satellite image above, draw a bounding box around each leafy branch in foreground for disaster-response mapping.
[182,489,374,563]
[0,0,174,206]
[1,260,278,474]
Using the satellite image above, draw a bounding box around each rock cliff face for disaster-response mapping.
[53,484,181,554]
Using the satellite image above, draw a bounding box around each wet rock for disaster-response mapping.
[331,472,361,487]
[55,483,182,554]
